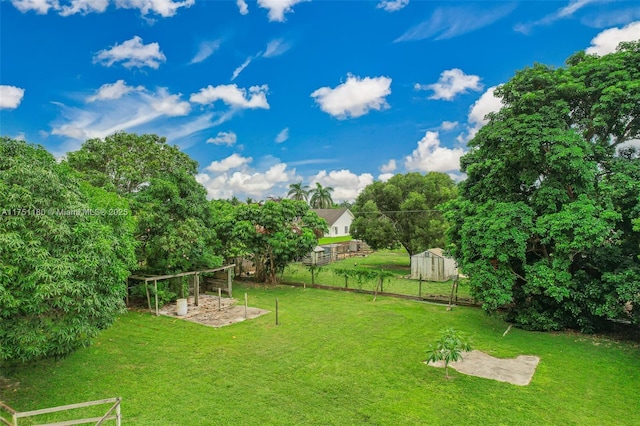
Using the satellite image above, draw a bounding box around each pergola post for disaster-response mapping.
[227,267,233,298]
[154,280,159,316]
[194,273,199,307]
[145,281,152,314]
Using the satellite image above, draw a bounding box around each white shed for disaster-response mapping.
[411,248,458,282]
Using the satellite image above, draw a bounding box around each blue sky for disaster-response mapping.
[1,0,639,201]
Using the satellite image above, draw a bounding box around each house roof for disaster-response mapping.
[311,208,352,226]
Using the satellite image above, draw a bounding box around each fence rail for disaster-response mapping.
[0,398,121,426]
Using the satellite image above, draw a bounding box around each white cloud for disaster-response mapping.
[378,173,394,182]
[440,120,459,131]
[207,131,237,146]
[257,0,307,22]
[198,161,296,199]
[151,88,190,116]
[237,0,248,15]
[11,0,195,18]
[164,113,217,148]
[457,86,503,143]
[94,36,166,69]
[10,0,58,14]
[417,69,482,101]
[618,139,640,151]
[115,0,194,18]
[231,56,253,81]
[288,158,337,167]
[206,153,252,173]
[380,159,397,173]
[11,0,193,17]
[376,0,408,12]
[582,9,640,28]
[405,131,465,173]
[51,86,195,143]
[586,21,640,56]
[263,39,291,58]
[311,74,392,119]
[275,127,289,143]
[311,169,374,202]
[0,85,25,109]
[87,80,143,102]
[190,84,270,109]
[60,0,108,16]
[395,3,515,42]
[190,40,221,64]
[515,0,603,34]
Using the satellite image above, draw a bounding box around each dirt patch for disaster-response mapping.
[426,350,540,386]
[158,295,270,328]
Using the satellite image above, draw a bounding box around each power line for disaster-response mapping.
[357,209,443,214]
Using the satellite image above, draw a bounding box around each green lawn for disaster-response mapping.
[317,235,353,245]
[1,285,639,425]
[282,249,472,300]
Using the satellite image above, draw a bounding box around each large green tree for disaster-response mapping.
[66,131,198,195]
[0,138,136,362]
[67,132,221,274]
[446,41,640,331]
[232,199,327,283]
[351,172,458,257]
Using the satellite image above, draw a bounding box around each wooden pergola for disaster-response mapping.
[128,264,235,315]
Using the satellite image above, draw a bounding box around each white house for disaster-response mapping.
[311,208,354,238]
[410,248,458,282]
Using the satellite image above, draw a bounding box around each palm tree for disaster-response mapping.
[287,181,310,202]
[309,182,334,209]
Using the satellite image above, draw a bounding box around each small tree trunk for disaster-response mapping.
[373,277,381,302]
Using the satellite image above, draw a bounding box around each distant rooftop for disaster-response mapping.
[311,208,350,226]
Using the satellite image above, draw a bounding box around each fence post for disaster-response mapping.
[218,287,222,311]
[419,274,422,297]
[116,398,121,426]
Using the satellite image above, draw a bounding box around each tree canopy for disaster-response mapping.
[230,199,327,283]
[287,182,310,202]
[0,138,137,362]
[66,132,198,195]
[446,41,640,331]
[309,182,334,209]
[66,132,221,274]
[351,172,458,257]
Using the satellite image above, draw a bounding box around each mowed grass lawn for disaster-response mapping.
[2,285,639,425]
[282,249,472,299]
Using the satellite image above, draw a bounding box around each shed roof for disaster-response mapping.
[311,208,352,226]
[412,248,447,258]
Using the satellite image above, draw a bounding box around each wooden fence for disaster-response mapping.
[0,397,121,426]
